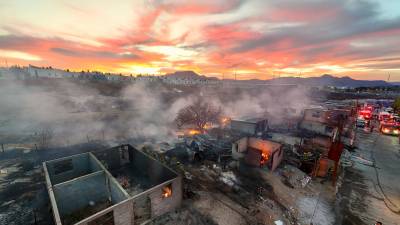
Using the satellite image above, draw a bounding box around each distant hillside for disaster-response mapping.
[164,71,217,80]
[163,71,392,87]
[267,74,391,88]
[2,66,393,88]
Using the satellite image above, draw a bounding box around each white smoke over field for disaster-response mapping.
[0,78,198,146]
[0,76,312,148]
[207,85,311,125]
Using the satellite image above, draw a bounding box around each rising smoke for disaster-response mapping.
[0,72,311,147]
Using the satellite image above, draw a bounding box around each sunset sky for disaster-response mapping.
[1,0,400,80]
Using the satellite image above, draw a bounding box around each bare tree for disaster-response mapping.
[0,119,9,153]
[36,127,54,150]
[175,99,221,133]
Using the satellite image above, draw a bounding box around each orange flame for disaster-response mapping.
[203,123,212,130]
[260,151,270,165]
[221,117,230,125]
[188,129,201,135]
[162,185,172,198]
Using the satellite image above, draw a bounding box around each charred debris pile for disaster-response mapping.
[162,100,357,182]
[131,100,358,224]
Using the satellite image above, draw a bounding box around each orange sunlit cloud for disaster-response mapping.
[1,0,400,80]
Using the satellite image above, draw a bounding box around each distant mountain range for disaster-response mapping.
[266,74,391,88]
[2,66,395,88]
[163,71,394,88]
[164,71,218,80]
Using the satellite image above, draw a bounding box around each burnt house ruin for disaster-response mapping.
[43,144,182,225]
[230,118,269,137]
[232,137,283,171]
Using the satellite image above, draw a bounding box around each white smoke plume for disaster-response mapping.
[0,72,311,148]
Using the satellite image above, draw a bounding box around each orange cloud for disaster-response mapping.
[1,0,400,80]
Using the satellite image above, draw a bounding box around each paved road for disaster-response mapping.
[336,127,400,225]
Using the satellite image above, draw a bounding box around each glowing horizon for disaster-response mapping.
[1,0,400,81]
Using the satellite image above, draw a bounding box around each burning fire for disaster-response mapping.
[260,151,270,165]
[162,185,172,198]
[203,123,212,130]
[220,117,231,126]
[188,129,201,135]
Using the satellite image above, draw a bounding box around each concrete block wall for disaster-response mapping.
[231,120,257,135]
[53,171,109,216]
[47,153,101,185]
[131,150,177,187]
[45,145,181,225]
[93,147,122,170]
[270,148,283,171]
[248,137,281,154]
[113,200,134,225]
[300,120,334,137]
[270,133,302,146]
[109,174,129,203]
[148,177,182,217]
[89,154,104,172]
[232,137,248,160]
[303,109,329,124]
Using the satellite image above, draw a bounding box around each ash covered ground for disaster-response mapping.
[1,79,399,225]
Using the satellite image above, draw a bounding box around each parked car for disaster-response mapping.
[356,117,366,128]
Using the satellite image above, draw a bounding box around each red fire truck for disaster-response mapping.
[358,109,373,121]
[378,111,392,122]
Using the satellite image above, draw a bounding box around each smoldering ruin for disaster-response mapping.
[0,72,367,225]
[0,77,310,146]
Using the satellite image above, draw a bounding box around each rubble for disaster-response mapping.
[280,165,312,188]
[0,81,363,225]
